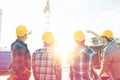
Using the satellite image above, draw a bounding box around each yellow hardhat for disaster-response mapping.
[42,31,54,43]
[16,25,28,37]
[101,30,113,39]
[73,30,85,41]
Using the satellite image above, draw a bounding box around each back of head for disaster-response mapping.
[101,29,113,39]
[73,30,85,41]
[16,25,28,37]
[42,31,54,43]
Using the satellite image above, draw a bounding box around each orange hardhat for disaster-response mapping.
[101,30,113,39]
[7,75,18,80]
[73,30,85,41]
[16,25,28,37]
[42,31,54,43]
[22,69,31,79]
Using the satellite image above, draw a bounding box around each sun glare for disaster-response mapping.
[55,35,76,65]
[56,43,73,65]
[53,30,94,65]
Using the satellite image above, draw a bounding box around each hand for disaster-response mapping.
[27,31,32,35]
[99,69,105,77]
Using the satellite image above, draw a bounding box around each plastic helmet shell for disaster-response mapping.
[101,30,113,39]
[74,30,85,41]
[42,31,54,43]
[16,25,28,37]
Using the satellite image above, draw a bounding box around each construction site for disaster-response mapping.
[0,0,120,80]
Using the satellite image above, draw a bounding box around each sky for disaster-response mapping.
[0,0,120,52]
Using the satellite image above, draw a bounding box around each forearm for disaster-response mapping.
[86,30,100,38]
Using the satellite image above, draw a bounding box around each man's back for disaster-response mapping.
[102,40,120,79]
[11,39,31,74]
[32,47,61,80]
[69,46,93,80]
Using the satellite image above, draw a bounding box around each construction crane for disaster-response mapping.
[43,0,50,31]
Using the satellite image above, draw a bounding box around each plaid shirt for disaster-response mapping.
[32,46,61,80]
[69,45,93,80]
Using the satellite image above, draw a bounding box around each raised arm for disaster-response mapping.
[86,30,100,38]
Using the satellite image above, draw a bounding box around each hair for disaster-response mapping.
[104,36,113,42]
[75,40,85,46]
[43,41,54,47]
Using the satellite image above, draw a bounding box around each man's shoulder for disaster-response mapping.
[11,41,25,50]
[33,48,44,55]
[83,45,94,54]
